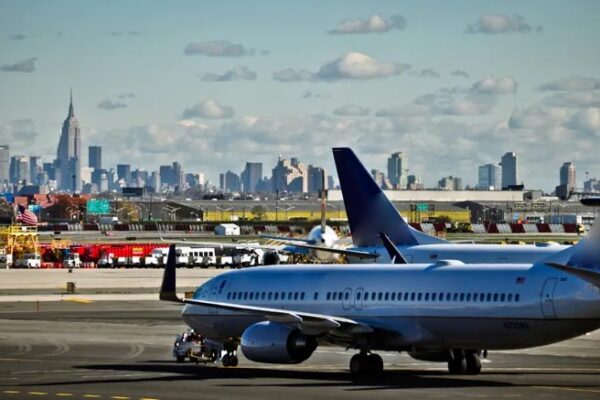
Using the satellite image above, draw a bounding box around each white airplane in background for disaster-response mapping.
[160,220,600,376]
[167,170,377,264]
[261,175,368,262]
[321,147,571,264]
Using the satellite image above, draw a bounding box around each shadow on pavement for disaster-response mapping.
[15,361,515,390]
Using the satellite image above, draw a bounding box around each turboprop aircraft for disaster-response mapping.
[160,220,600,376]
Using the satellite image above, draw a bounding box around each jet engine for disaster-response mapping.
[241,321,317,364]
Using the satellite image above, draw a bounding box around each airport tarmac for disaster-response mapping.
[0,300,599,400]
[0,269,221,299]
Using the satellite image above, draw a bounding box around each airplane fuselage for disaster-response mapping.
[182,263,600,353]
[346,243,570,264]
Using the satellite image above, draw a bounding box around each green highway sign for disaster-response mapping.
[416,203,429,212]
[87,199,110,215]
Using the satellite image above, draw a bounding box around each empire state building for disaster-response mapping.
[55,90,81,191]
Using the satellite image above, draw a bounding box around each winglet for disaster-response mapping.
[332,147,446,247]
[159,244,182,302]
[378,232,408,264]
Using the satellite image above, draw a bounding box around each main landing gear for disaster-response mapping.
[447,350,481,375]
[221,341,239,367]
[349,351,384,376]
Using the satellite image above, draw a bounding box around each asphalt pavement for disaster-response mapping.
[0,300,599,400]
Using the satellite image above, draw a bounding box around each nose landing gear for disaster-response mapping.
[221,340,239,367]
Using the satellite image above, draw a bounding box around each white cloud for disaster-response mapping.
[184,40,258,57]
[273,52,410,82]
[272,68,314,82]
[0,119,39,151]
[181,99,235,119]
[316,52,410,81]
[543,91,600,108]
[472,76,517,94]
[201,66,257,82]
[329,14,406,34]
[568,108,600,134]
[97,99,127,110]
[332,105,370,116]
[9,33,27,41]
[538,76,600,91]
[451,69,470,79]
[465,14,539,34]
[410,68,440,78]
[508,106,570,129]
[0,57,37,73]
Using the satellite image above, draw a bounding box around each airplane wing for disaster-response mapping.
[160,237,285,252]
[183,298,372,335]
[160,243,372,335]
[260,234,315,244]
[275,242,380,260]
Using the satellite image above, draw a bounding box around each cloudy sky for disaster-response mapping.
[1,0,599,190]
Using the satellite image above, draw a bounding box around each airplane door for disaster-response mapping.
[342,287,352,310]
[208,279,227,315]
[354,287,364,310]
[541,278,557,318]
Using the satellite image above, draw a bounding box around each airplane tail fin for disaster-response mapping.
[545,221,600,288]
[159,244,182,302]
[332,147,446,247]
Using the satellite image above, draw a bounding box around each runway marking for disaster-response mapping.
[111,396,131,400]
[139,398,160,400]
[534,386,600,394]
[83,395,101,398]
[65,297,94,304]
[28,392,48,396]
[3,390,20,394]
[55,393,74,397]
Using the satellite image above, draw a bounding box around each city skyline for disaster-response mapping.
[1,1,600,190]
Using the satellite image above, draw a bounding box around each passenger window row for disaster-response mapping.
[224,290,520,304]
[348,291,520,303]
[227,291,308,301]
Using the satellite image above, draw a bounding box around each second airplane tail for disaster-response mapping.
[332,147,446,247]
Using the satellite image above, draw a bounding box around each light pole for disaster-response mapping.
[216,205,233,221]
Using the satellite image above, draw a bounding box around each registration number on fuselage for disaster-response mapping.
[503,321,530,329]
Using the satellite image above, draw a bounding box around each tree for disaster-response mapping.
[251,205,267,220]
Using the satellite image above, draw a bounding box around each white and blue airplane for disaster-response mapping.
[327,147,570,264]
[160,220,600,375]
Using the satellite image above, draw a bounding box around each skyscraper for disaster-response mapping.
[88,146,102,170]
[477,163,501,190]
[117,164,131,186]
[556,162,577,200]
[307,165,326,193]
[387,152,408,189]
[560,162,576,187]
[272,156,307,193]
[9,155,29,184]
[500,152,518,189]
[241,162,262,193]
[56,90,82,191]
[0,145,9,184]
[29,156,42,185]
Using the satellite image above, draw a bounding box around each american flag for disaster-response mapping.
[16,204,38,226]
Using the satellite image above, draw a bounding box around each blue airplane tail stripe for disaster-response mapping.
[332,147,446,247]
